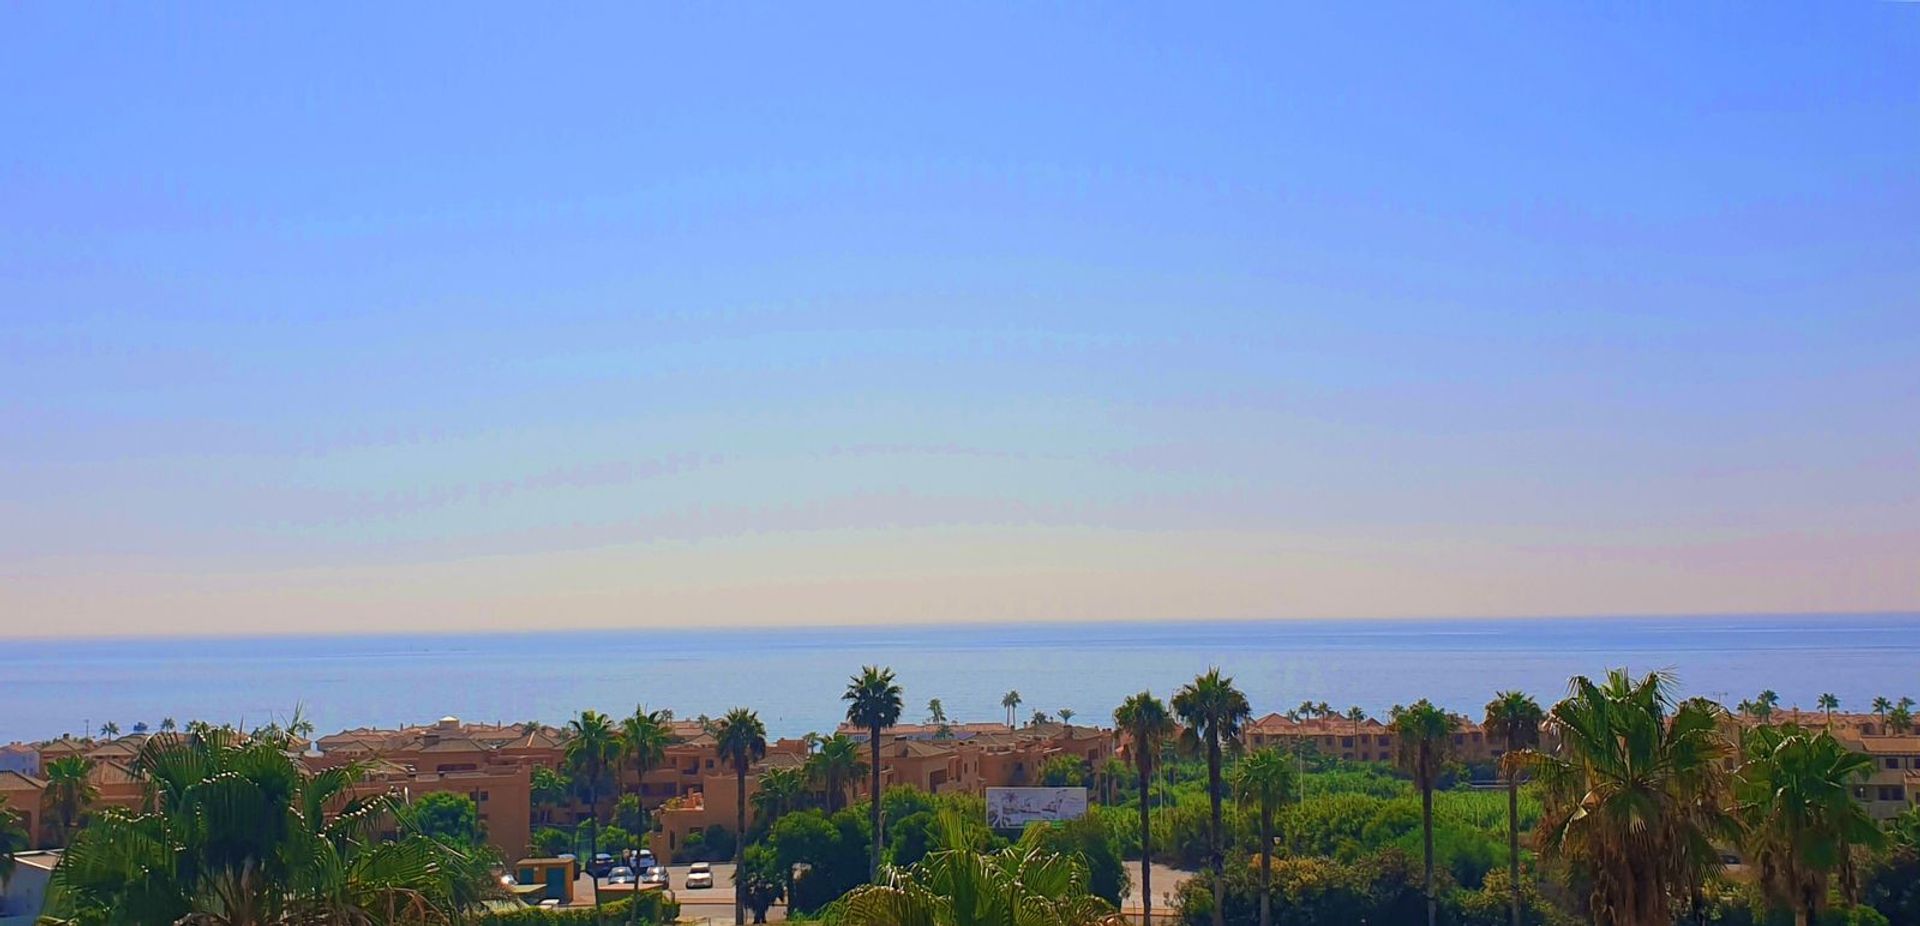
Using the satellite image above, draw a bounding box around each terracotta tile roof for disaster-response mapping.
[1857,737,1920,755]
[0,769,47,792]
[88,760,141,786]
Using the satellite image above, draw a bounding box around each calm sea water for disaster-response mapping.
[2,614,1916,746]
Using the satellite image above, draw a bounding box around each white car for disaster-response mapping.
[684,862,713,889]
[605,866,636,886]
[640,866,669,886]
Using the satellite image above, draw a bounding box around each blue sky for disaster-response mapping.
[3,4,1916,636]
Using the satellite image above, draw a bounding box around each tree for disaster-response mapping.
[1115,690,1175,926]
[97,722,119,739]
[806,733,867,813]
[47,729,495,925]
[1736,724,1885,926]
[1391,700,1458,926]
[530,765,568,825]
[1346,706,1368,733]
[1523,670,1734,926]
[41,755,97,846]
[1060,708,1077,726]
[1817,694,1839,727]
[403,791,483,847]
[0,794,29,888]
[736,843,787,924]
[1032,709,1052,727]
[844,665,903,883]
[1873,697,1892,728]
[837,810,1127,926]
[926,699,947,724]
[1890,704,1914,735]
[1173,668,1251,926]
[159,717,177,732]
[1004,690,1023,728]
[1484,691,1544,926]
[714,707,768,926]
[1231,748,1298,926]
[752,765,808,830]
[564,708,621,905]
[620,705,675,806]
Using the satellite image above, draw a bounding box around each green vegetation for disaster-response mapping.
[843,665,903,884]
[402,791,485,848]
[475,891,677,926]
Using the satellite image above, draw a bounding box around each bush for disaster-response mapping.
[770,807,872,914]
[1020,815,1129,906]
[529,826,571,858]
[1174,850,1436,926]
[476,890,678,925]
[674,823,737,863]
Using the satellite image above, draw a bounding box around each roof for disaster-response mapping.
[0,769,47,791]
[88,760,142,786]
[893,740,957,759]
[1857,737,1920,755]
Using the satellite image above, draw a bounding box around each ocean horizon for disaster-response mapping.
[4,612,1916,747]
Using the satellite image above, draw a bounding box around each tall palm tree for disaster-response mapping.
[530,766,568,826]
[158,717,177,732]
[1872,696,1892,730]
[48,729,494,925]
[806,733,867,813]
[1391,700,1457,926]
[563,709,621,900]
[844,665,903,882]
[1003,690,1022,728]
[1114,691,1174,926]
[1816,694,1839,727]
[1523,670,1734,926]
[1485,691,1544,926]
[619,706,674,806]
[925,699,947,724]
[1890,704,1914,735]
[1172,668,1250,926]
[1232,748,1298,926]
[1345,706,1367,734]
[0,794,30,888]
[1735,724,1884,926]
[752,765,807,827]
[41,755,97,846]
[97,722,119,739]
[714,708,767,926]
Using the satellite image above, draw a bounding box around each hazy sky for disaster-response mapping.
[3,5,1916,638]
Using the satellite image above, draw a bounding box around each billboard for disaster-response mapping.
[985,787,1088,828]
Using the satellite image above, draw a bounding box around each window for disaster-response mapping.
[479,790,490,802]
[1888,758,1900,769]
[1342,737,1354,748]
[1878,786,1905,802]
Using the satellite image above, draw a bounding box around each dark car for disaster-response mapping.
[586,853,617,878]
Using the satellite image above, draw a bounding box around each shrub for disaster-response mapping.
[476,889,678,925]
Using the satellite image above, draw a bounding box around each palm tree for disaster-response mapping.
[1751,692,1776,724]
[1391,700,1457,926]
[620,706,674,805]
[1902,696,1916,712]
[806,733,867,813]
[41,755,97,846]
[563,709,621,900]
[1524,670,1734,926]
[97,721,119,739]
[1872,696,1892,729]
[0,794,30,888]
[1031,709,1051,727]
[844,665,903,883]
[1059,708,1076,726]
[925,699,947,724]
[1003,690,1022,728]
[1736,724,1885,926]
[1172,668,1250,926]
[530,765,568,825]
[1816,694,1839,727]
[1890,704,1914,735]
[47,728,494,925]
[1114,691,1174,926]
[158,717,177,732]
[1346,706,1367,733]
[838,810,1127,926]
[714,708,768,926]
[752,765,807,828]
[1232,748,1298,926]
[1485,691,1544,926]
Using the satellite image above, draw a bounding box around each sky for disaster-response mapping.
[2,5,1916,638]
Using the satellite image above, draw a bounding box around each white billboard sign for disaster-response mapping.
[986,787,1088,828]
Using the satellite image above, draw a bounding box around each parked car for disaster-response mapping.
[587,853,617,878]
[635,848,656,868]
[640,866,669,886]
[606,866,636,885]
[685,862,713,889]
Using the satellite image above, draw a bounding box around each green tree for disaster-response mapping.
[1041,755,1088,787]
[837,810,1126,926]
[0,794,29,888]
[404,791,483,847]
[1736,724,1885,926]
[1022,815,1129,907]
[564,709,622,906]
[1230,748,1298,926]
[1173,668,1251,926]
[1004,690,1023,728]
[926,699,947,724]
[1391,700,1458,926]
[1523,670,1734,926]
[620,705,674,807]
[41,755,97,846]
[47,729,495,925]
[769,807,872,913]
[806,733,867,813]
[1817,694,1839,727]
[736,843,787,924]
[1872,697,1892,728]
[714,707,767,926]
[97,722,118,738]
[530,765,568,825]
[844,665,903,882]
[1889,704,1913,735]
[530,826,571,857]
[1115,690,1174,926]
[752,765,808,830]
[1060,708,1077,726]
[1485,690,1545,926]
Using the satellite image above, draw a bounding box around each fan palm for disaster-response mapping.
[1113,691,1174,926]
[1523,670,1734,926]
[1890,705,1914,735]
[620,706,674,805]
[1231,748,1297,926]
[46,729,494,925]
[751,765,807,827]
[806,733,867,813]
[1002,690,1022,728]
[1816,694,1839,727]
[1736,724,1884,926]
[714,708,768,926]
[41,755,97,846]
[1172,668,1250,926]
[1485,691,1544,926]
[844,665,904,882]
[838,809,1127,926]
[1391,700,1457,926]
[1872,697,1892,729]
[563,709,622,897]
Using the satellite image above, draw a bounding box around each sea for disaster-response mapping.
[2,614,1916,746]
